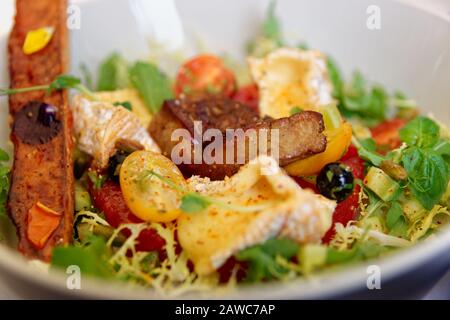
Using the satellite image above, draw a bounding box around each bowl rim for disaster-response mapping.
[1,0,450,299]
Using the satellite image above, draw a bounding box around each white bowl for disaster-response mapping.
[0,0,450,299]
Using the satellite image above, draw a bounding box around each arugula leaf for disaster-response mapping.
[327,57,344,103]
[386,202,404,230]
[52,235,113,278]
[399,116,440,148]
[97,53,130,91]
[402,148,448,210]
[342,72,388,123]
[263,0,282,44]
[327,240,385,264]
[180,193,211,213]
[0,149,9,162]
[79,63,94,91]
[113,101,133,111]
[129,62,173,114]
[289,106,302,115]
[87,171,107,190]
[236,238,299,282]
[352,137,385,166]
[360,138,377,152]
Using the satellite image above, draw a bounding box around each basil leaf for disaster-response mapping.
[52,236,112,278]
[402,148,448,210]
[129,62,173,114]
[96,53,130,91]
[433,139,450,164]
[399,116,440,148]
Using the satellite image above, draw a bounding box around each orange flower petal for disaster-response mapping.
[27,202,61,249]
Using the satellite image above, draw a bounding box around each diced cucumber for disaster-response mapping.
[75,182,92,212]
[401,197,426,222]
[361,216,385,233]
[364,167,400,202]
[298,244,327,274]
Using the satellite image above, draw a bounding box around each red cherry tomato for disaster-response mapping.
[371,118,407,154]
[292,176,318,193]
[91,180,165,252]
[174,54,236,98]
[232,84,259,112]
[322,145,365,243]
[217,257,248,283]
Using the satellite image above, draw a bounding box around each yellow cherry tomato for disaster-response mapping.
[23,27,55,55]
[120,150,187,223]
[284,122,353,177]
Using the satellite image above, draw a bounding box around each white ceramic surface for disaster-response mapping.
[1,0,450,299]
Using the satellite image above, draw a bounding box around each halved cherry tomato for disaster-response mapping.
[174,54,236,98]
[91,180,165,253]
[232,84,259,112]
[120,151,186,223]
[371,118,407,154]
[285,122,353,177]
[322,145,364,243]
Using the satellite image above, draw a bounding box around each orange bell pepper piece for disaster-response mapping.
[284,122,353,177]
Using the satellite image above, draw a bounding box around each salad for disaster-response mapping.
[1,0,450,297]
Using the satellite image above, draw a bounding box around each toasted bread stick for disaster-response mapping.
[7,0,74,260]
[150,98,326,180]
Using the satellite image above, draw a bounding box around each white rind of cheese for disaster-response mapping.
[72,96,160,168]
[178,156,335,275]
[248,47,333,119]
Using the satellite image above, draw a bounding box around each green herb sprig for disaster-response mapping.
[0,75,97,100]
[142,170,270,214]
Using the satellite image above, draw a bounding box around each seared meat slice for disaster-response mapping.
[7,0,74,260]
[149,98,326,180]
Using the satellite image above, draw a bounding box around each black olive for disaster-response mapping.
[316,162,354,202]
[108,150,130,182]
[13,101,61,145]
[38,103,57,126]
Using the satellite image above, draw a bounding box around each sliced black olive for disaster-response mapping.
[38,103,57,126]
[108,150,131,182]
[317,162,354,202]
[13,101,61,145]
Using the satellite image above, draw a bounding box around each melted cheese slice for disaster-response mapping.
[72,96,160,168]
[178,156,335,275]
[248,47,333,119]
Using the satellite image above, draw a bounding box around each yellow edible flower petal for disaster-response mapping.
[23,27,55,55]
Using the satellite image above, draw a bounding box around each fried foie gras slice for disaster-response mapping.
[7,0,74,260]
[149,98,326,180]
